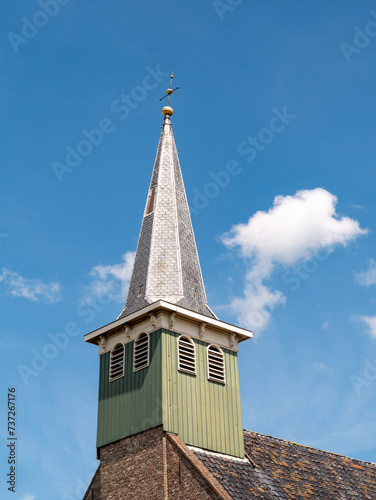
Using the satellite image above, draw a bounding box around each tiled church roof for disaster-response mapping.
[118,113,216,320]
[192,430,376,499]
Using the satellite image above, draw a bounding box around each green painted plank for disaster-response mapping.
[96,330,163,449]
[162,330,244,458]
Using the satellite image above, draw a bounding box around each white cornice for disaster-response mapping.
[84,300,252,346]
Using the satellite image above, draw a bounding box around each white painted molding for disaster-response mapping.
[99,335,107,353]
[199,322,206,339]
[85,300,252,355]
[169,312,176,329]
[230,333,236,349]
[124,324,131,340]
[149,312,157,328]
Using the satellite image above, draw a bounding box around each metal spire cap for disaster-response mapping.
[160,73,179,116]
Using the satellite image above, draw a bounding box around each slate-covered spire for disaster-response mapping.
[119,93,216,320]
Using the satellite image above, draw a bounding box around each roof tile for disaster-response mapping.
[192,431,376,499]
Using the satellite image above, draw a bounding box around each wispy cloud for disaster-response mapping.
[20,495,36,500]
[352,315,376,339]
[223,188,367,332]
[355,259,376,287]
[82,251,135,304]
[312,361,332,374]
[0,268,61,303]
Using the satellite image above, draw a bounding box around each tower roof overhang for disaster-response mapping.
[84,300,252,346]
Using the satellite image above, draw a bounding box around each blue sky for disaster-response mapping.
[1,0,376,498]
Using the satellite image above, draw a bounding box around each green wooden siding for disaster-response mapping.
[96,328,244,458]
[97,331,163,449]
[161,330,244,458]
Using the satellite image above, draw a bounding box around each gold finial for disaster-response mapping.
[160,73,179,116]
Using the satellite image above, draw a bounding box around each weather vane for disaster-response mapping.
[160,73,179,116]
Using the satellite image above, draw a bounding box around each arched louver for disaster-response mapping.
[178,336,196,375]
[109,343,125,382]
[133,333,149,372]
[207,345,225,384]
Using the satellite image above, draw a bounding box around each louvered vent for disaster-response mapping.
[178,335,196,375]
[133,333,149,372]
[207,345,225,384]
[109,343,125,382]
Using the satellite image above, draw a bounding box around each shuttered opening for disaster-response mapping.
[207,345,225,384]
[109,343,125,382]
[178,335,196,375]
[133,333,150,372]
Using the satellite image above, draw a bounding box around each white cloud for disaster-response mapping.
[223,188,366,268]
[229,277,286,331]
[20,495,36,500]
[223,188,367,332]
[0,268,61,303]
[82,251,135,304]
[355,259,376,287]
[353,315,376,339]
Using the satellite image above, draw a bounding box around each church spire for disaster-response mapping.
[85,79,252,464]
[119,77,216,320]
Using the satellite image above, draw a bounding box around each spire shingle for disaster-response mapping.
[119,114,216,320]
